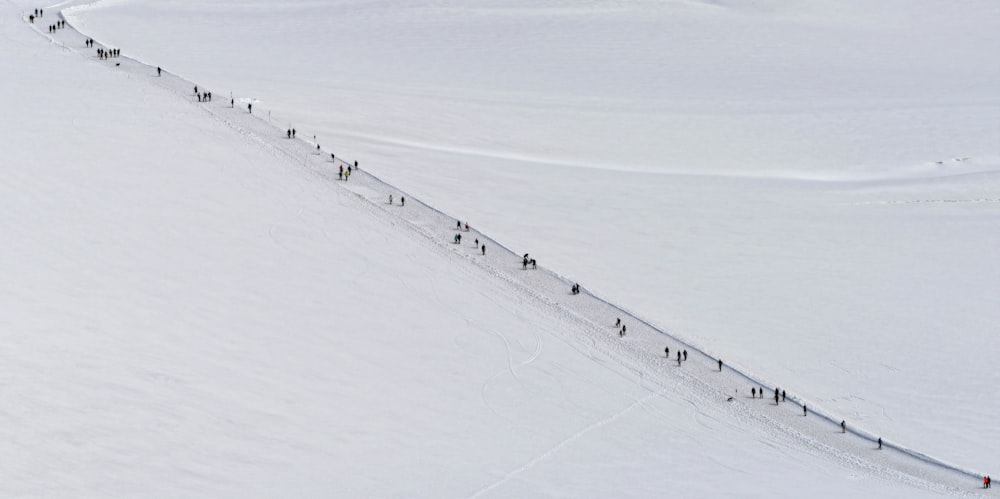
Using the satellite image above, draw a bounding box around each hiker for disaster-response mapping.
[338,170,343,180]
[522,257,528,270]
[683,350,687,361]
[841,420,846,433]
[29,15,33,23]
[157,66,161,76]
[878,438,882,449]
[621,325,626,335]
[292,129,296,138]
[803,405,807,416]
[317,144,321,153]
[774,393,779,405]
[230,98,234,108]
[389,195,393,205]
[616,318,621,327]
[531,259,537,269]
[718,359,723,371]
[464,223,469,231]
[481,244,486,256]
[782,390,786,402]
[331,153,335,162]
[619,327,623,338]
[457,220,462,230]
[354,160,358,169]
[194,85,198,94]
[454,234,461,244]
[344,170,350,181]
[401,197,405,206]
[751,387,756,398]
[248,103,252,114]
[774,388,779,399]
[665,346,670,358]
[759,387,763,399]
[347,166,351,175]
[986,477,989,489]
[287,129,291,139]
[677,351,681,366]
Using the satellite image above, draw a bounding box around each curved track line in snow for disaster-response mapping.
[468,392,659,499]
[25,5,989,494]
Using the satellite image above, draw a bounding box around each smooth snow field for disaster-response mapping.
[3,0,998,496]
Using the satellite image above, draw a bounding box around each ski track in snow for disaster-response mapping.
[25,4,990,496]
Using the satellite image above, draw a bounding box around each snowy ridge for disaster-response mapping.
[28,3,989,494]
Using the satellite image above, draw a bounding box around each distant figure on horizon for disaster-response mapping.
[878,437,882,450]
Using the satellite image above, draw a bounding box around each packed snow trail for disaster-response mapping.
[25,4,990,495]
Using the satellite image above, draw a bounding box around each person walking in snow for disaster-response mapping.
[878,437,882,450]
[248,103,252,114]
[481,244,486,256]
[292,129,296,138]
[775,393,779,405]
[464,223,469,231]
[841,420,846,433]
[803,405,807,416]
[522,256,528,270]
[718,359,723,371]
[677,351,682,366]
[331,153,335,162]
[751,387,756,398]
[194,85,198,94]
[344,169,350,181]
[774,388,779,399]
[683,350,688,361]
[287,129,291,139]
[157,66,161,76]
[457,220,462,230]
[389,195,393,205]
[782,390,786,402]
[665,346,670,358]
[347,166,352,175]
[531,259,536,269]
[621,324,626,335]
[759,387,763,399]
[616,318,621,327]
[401,196,405,206]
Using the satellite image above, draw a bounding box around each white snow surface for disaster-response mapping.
[2,0,998,496]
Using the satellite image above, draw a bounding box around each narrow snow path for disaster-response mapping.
[26,4,989,495]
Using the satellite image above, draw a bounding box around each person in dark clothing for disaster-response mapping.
[782,390,786,402]
[531,259,536,269]
[522,257,528,270]
[615,318,621,327]
[751,387,756,398]
[774,388,779,399]
[248,103,252,114]
[331,153,335,162]
[157,66,161,76]
[481,244,486,256]
[292,129,296,138]
[683,350,687,361]
[718,359,723,371]
[841,420,846,433]
[665,346,670,358]
[774,393,779,405]
[621,325,626,335]
[759,387,763,399]
[401,197,405,206]
[803,405,807,416]
[457,220,462,230]
[878,437,882,449]
[677,351,682,366]
[287,129,291,139]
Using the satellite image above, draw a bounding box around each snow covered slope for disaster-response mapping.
[64,0,1000,484]
[1,0,996,496]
